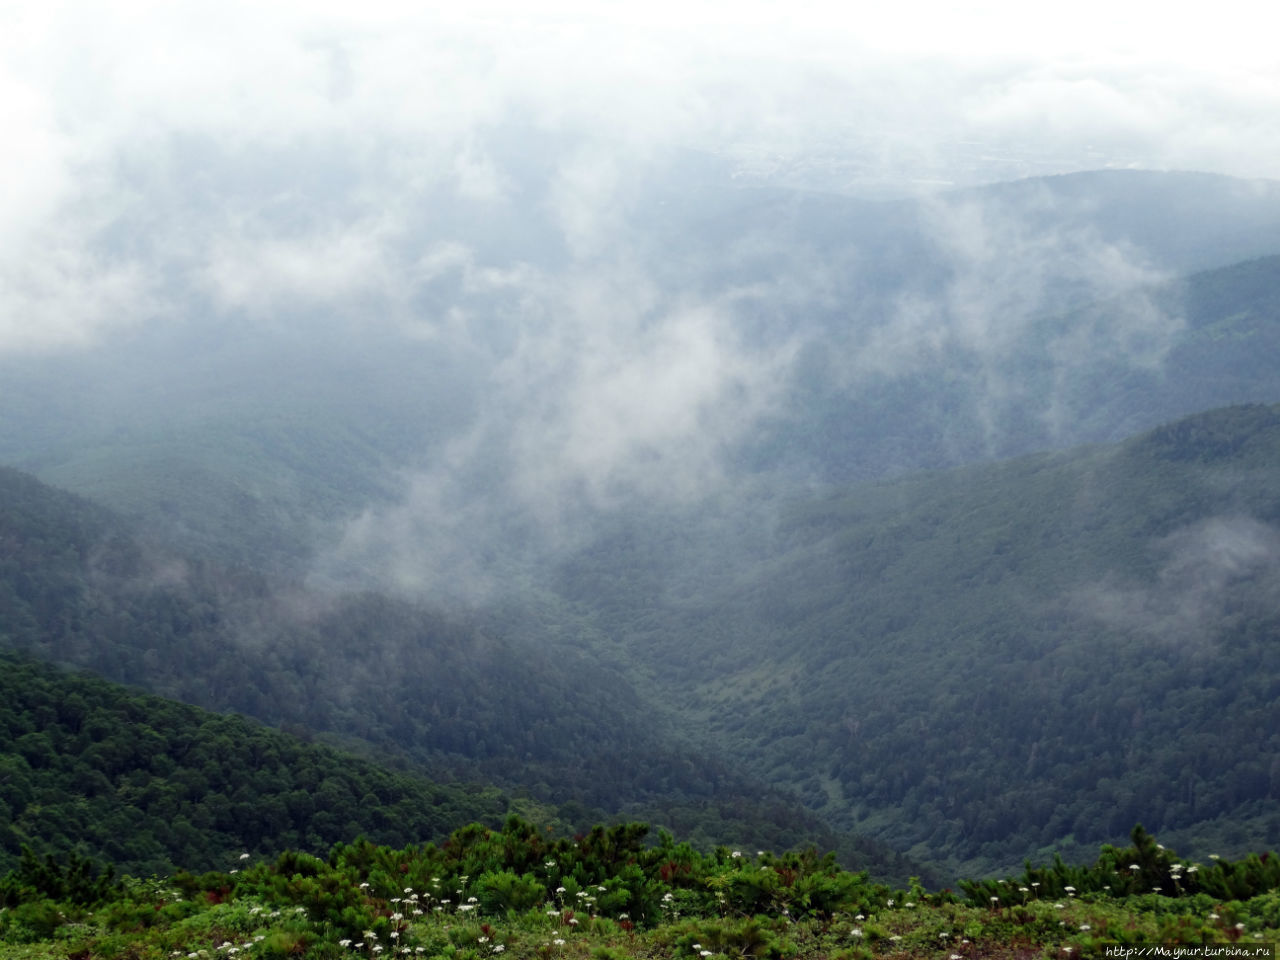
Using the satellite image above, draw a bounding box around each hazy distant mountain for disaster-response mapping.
[3,170,1278,576]
[747,253,1280,484]
[658,168,1280,282]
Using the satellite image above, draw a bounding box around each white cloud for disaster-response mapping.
[502,280,793,509]
[202,217,397,316]
[311,252,800,600]
[0,2,1273,356]
[4,0,1276,608]
[1072,515,1280,649]
[0,233,154,352]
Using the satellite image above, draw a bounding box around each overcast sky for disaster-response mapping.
[3,0,1278,352]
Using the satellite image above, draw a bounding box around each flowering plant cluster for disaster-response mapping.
[2,821,1277,958]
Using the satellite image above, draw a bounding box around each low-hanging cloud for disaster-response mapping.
[823,183,1182,456]
[1071,515,1280,650]
[313,251,801,601]
[203,218,398,316]
[4,0,1280,608]
[3,1,1279,353]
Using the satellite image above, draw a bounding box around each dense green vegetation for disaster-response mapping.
[0,473,917,881]
[6,397,1280,881]
[2,822,1277,958]
[552,404,1280,876]
[3,183,1279,899]
[6,399,1280,881]
[0,651,512,876]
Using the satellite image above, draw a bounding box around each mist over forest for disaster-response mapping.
[3,1,1280,913]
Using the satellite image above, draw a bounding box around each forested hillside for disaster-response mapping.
[3,172,1279,889]
[6,398,1280,883]
[0,652,511,875]
[552,404,1280,876]
[0,467,920,881]
[4,9,1280,952]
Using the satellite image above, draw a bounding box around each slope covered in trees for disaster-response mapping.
[551,404,1280,876]
[7,399,1280,881]
[0,651,510,876]
[3,172,1279,889]
[0,467,919,881]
